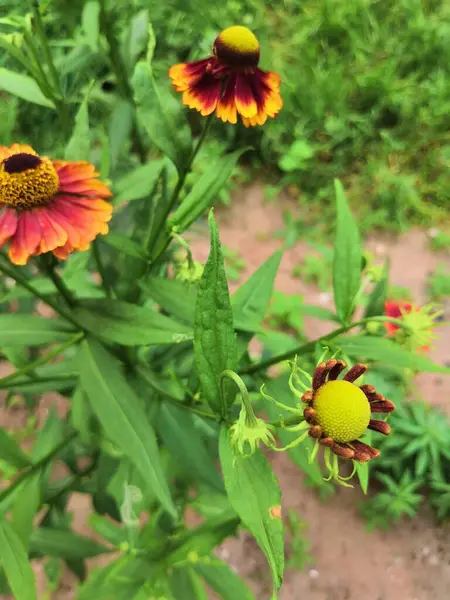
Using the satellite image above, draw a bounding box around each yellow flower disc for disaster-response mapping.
[313,380,370,443]
[217,26,259,54]
[0,152,59,208]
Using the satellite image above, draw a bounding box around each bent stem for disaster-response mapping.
[220,369,253,423]
[38,255,76,308]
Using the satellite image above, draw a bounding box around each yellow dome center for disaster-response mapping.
[214,26,260,67]
[313,380,370,443]
[0,151,59,209]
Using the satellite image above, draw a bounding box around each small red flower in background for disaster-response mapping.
[0,144,112,265]
[169,25,282,127]
[384,300,441,352]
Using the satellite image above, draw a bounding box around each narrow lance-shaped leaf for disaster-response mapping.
[0,518,37,600]
[219,428,284,592]
[0,315,77,346]
[195,559,256,600]
[78,338,177,516]
[364,260,390,319]
[332,179,362,324]
[194,211,237,417]
[0,428,31,469]
[0,67,55,108]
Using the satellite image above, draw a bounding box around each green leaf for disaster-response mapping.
[335,335,450,373]
[108,99,134,170]
[232,250,282,329]
[0,68,55,108]
[157,402,223,490]
[170,568,209,600]
[124,9,149,70]
[298,305,339,322]
[0,518,37,600]
[77,555,149,600]
[194,212,237,416]
[30,527,110,560]
[113,160,164,204]
[100,232,147,260]
[195,560,256,600]
[169,149,250,235]
[81,1,100,51]
[355,462,369,495]
[132,61,191,172]
[0,428,31,469]
[0,315,77,346]
[219,428,284,591]
[65,91,91,160]
[12,473,41,547]
[78,338,176,516]
[73,298,192,346]
[140,278,196,324]
[332,179,362,324]
[88,513,128,546]
[364,261,390,318]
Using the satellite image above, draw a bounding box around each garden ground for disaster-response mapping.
[1,183,450,600]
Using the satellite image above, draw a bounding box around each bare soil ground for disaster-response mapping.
[1,183,450,599]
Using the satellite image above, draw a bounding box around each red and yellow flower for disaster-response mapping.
[0,144,112,265]
[169,26,282,127]
[384,300,441,352]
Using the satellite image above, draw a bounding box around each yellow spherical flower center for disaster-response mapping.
[313,380,371,443]
[0,152,59,209]
[214,26,260,67]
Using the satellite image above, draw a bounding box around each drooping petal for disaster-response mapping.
[369,400,396,413]
[0,208,18,246]
[327,360,347,380]
[8,210,41,265]
[169,58,212,92]
[312,362,328,391]
[216,73,238,124]
[182,73,222,116]
[368,419,391,435]
[55,162,112,198]
[34,206,68,253]
[343,363,368,383]
[350,440,380,462]
[330,441,355,460]
[235,72,258,118]
[241,68,283,127]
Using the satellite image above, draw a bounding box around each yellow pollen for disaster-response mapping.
[313,380,370,443]
[217,26,259,55]
[0,153,59,209]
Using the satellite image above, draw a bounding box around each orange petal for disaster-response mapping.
[8,210,41,265]
[0,208,18,246]
[235,73,258,118]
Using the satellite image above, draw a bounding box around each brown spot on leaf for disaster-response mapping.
[269,505,282,519]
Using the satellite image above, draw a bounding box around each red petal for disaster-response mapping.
[8,211,41,265]
[235,73,258,118]
[0,208,18,246]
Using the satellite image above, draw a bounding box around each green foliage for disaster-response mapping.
[426,263,450,301]
[285,510,313,571]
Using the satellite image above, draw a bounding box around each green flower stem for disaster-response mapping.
[0,430,78,506]
[150,113,215,262]
[239,316,412,376]
[0,257,79,328]
[38,256,76,308]
[269,415,305,429]
[0,332,83,389]
[220,369,255,424]
[93,240,114,298]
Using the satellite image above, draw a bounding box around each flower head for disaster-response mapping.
[301,360,395,463]
[0,144,112,265]
[169,26,282,127]
[384,300,442,352]
[229,407,276,456]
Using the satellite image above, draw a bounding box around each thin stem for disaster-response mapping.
[0,333,84,388]
[39,256,76,308]
[93,240,114,298]
[0,258,79,328]
[0,431,78,505]
[220,369,253,423]
[150,113,214,262]
[31,1,61,94]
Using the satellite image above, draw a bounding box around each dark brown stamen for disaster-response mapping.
[303,406,317,424]
[312,362,328,391]
[343,363,368,383]
[327,360,347,380]
[301,390,313,404]
[308,425,322,438]
[360,384,376,395]
[331,442,355,460]
[3,153,42,174]
[368,419,391,435]
[351,440,380,462]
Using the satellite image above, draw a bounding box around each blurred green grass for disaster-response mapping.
[2,0,450,232]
